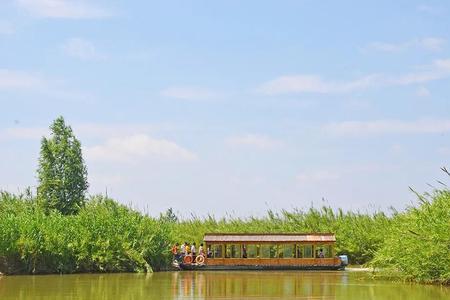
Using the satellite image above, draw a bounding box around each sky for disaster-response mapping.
[1,0,450,217]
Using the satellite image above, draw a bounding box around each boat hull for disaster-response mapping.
[179,263,344,271]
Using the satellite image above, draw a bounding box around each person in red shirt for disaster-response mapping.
[171,243,180,261]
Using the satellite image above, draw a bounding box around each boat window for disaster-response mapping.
[300,245,313,258]
[211,244,223,258]
[246,244,258,258]
[260,244,277,258]
[225,244,242,258]
[278,244,295,258]
[315,245,332,258]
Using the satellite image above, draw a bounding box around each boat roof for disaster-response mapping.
[203,233,336,243]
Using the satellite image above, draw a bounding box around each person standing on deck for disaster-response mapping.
[198,243,204,256]
[186,242,191,256]
[191,242,197,262]
[171,243,180,261]
[180,242,186,257]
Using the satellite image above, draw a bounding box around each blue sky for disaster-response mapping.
[1,0,449,217]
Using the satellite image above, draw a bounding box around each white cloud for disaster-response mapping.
[437,146,450,155]
[160,86,218,101]
[258,59,450,95]
[366,37,446,52]
[366,42,404,52]
[0,21,14,35]
[417,4,441,14]
[296,170,340,184]
[0,127,48,141]
[0,68,95,102]
[0,69,47,90]
[420,37,446,51]
[390,144,404,154]
[225,134,284,150]
[416,86,431,97]
[85,134,197,163]
[296,164,392,185]
[0,122,174,143]
[62,38,105,60]
[72,123,164,139]
[16,0,112,19]
[258,74,380,94]
[325,119,450,137]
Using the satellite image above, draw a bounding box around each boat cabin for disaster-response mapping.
[180,233,345,271]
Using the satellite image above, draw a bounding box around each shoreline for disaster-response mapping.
[346,267,373,272]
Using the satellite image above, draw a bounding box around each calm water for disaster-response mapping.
[1,271,449,299]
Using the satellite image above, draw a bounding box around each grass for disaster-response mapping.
[170,207,392,264]
[370,188,450,284]
[1,181,450,285]
[0,192,172,274]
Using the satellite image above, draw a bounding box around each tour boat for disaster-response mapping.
[175,233,348,271]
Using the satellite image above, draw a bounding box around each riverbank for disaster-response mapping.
[346,267,373,272]
[2,184,450,284]
[0,193,171,275]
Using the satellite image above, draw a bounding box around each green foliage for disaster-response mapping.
[37,116,88,215]
[371,188,450,284]
[0,193,171,274]
[160,207,178,223]
[2,184,450,285]
[170,207,391,264]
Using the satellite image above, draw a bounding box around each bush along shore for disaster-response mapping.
[0,191,390,274]
[0,192,172,274]
[1,184,450,284]
[370,187,450,284]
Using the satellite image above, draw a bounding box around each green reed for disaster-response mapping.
[170,206,391,264]
[2,185,450,284]
[0,192,172,274]
[371,188,450,284]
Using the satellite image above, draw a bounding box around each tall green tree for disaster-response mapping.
[37,116,88,215]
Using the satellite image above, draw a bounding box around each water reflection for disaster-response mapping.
[172,271,349,299]
[0,271,449,300]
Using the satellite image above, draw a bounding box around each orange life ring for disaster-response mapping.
[183,255,193,264]
[195,255,205,264]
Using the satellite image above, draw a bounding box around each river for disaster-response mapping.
[0,271,449,299]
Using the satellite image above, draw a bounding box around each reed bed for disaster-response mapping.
[371,188,450,284]
[0,192,171,274]
[1,186,449,284]
[171,207,391,265]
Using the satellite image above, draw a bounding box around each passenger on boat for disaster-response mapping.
[191,242,197,261]
[318,248,325,258]
[198,243,204,256]
[186,242,191,256]
[180,242,186,256]
[171,243,180,261]
[206,246,212,258]
[242,245,247,258]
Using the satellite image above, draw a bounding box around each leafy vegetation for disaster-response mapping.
[37,116,88,215]
[1,185,449,285]
[170,207,391,264]
[0,192,172,274]
[371,186,450,284]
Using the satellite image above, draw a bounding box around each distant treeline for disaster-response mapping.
[1,185,450,284]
